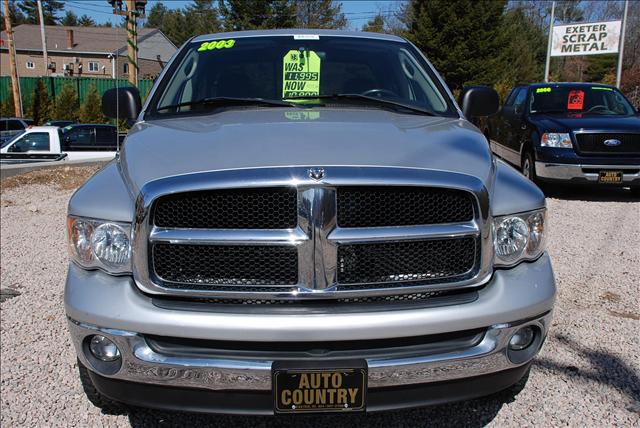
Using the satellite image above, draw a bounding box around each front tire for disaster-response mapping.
[631,187,640,197]
[521,150,536,182]
[77,359,126,413]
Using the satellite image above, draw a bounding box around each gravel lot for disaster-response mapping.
[1,167,639,427]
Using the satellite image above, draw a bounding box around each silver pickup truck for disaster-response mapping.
[65,30,555,415]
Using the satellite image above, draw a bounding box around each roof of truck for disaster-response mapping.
[191,29,406,43]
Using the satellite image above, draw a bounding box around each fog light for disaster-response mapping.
[509,326,535,351]
[89,335,121,362]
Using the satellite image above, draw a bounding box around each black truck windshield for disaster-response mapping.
[529,86,635,116]
[148,35,455,117]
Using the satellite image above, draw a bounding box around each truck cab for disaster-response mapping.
[0,125,119,164]
[64,29,555,415]
[486,83,640,193]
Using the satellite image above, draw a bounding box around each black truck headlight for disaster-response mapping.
[493,209,546,266]
[67,216,132,274]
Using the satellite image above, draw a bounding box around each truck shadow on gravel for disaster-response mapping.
[534,334,640,408]
[113,380,528,428]
[541,184,640,202]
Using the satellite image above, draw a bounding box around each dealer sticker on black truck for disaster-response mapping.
[273,364,367,414]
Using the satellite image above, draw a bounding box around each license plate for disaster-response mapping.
[273,362,367,414]
[599,170,623,183]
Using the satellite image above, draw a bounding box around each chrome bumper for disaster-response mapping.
[68,312,551,392]
[535,162,640,183]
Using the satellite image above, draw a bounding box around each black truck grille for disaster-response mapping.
[337,237,478,287]
[574,133,640,156]
[152,244,298,288]
[337,186,474,227]
[153,187,297,229]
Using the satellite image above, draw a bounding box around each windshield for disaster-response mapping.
[0,131,25,149]
[529,86,635,116]
[148,35,455,117]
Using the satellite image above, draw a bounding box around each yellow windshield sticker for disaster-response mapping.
[282,50,321,99]
[197,39,235,52]
[591,86,613,91]
[536,87,552,93]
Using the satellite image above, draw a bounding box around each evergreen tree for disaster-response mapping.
[1,91,16,118]
[145,1,169,29]
[28,79,53,125]
[185,0,221,36]
[406,0,506,90]
[61,10,78,26]
[219,0,296,31]
[79,85,105,123]
[296,0,346,29]
[78,14,96,27]
[362,14,385,33]
[1,1,26,31]
[18,0,64,25]
[53,84,79,121]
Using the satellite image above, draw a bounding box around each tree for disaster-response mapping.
[185,0,221,36]
[145,1,169,29]
[296,0,346,29]
[79,85,106,123]
[1,0,26,31]
[28,79,53,125]
[78,14,96,27]
[53,84,79,121]
[406,0,506,90]
[219,0,296,31]
[61,10,78,26]
[18,0,63,25]
[361,14,385,33]
[1,91,16,117]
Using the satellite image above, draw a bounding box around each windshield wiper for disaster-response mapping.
[156,97,297,112]
[286,94,436,116]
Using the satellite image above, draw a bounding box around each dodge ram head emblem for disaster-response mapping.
[603,139,621,147]
[308,168,325,180]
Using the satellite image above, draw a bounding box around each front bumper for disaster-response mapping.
[65,254,556,413]
[535,162,640,185]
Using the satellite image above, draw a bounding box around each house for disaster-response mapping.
[0,25,176,79]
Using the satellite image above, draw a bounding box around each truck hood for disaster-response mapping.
[121,108,492,192]
[529,114,640,132]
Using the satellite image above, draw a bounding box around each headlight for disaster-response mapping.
[493,209,546,266]
[67,216,132,274]
[540,132,572,148]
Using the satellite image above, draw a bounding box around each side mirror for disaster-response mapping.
[460,86,499,118]
[102,86,141,120]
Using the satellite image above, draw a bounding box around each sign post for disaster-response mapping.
[616,0,629,88]
[544,1,555,83]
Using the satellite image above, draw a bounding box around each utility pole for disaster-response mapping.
[544,1,555,83]
[37,0,49,76]
[2,0,23,117]
[109,0,146,87]
[616,0,629,89]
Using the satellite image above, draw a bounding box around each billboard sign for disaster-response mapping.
[551,21,622,57]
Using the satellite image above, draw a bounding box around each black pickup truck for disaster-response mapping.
[484,83,639,194]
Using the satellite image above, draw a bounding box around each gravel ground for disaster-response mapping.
[1,170,639,427]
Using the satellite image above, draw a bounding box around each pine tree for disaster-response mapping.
[1,91,16,117]
[296,0,346,29]
[219,0,296,31]
[362,14,385,33]
[406,0,506,90]
[78,14,96,27]
[185,0,221,36]
[79,85,106,124]
[1,1,26,31]
[18,0,64,25]
[28,79,53,125]
[54,84,79,121]
[61,10,78,26]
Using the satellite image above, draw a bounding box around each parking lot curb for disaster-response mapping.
[0,159,110,180]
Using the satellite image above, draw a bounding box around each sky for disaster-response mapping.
[63,0,404,30]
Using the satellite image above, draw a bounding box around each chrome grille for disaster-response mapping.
[135,167,490,301]
[153,187,297,229]
[337,238,478,287]
[337,186,473,227]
